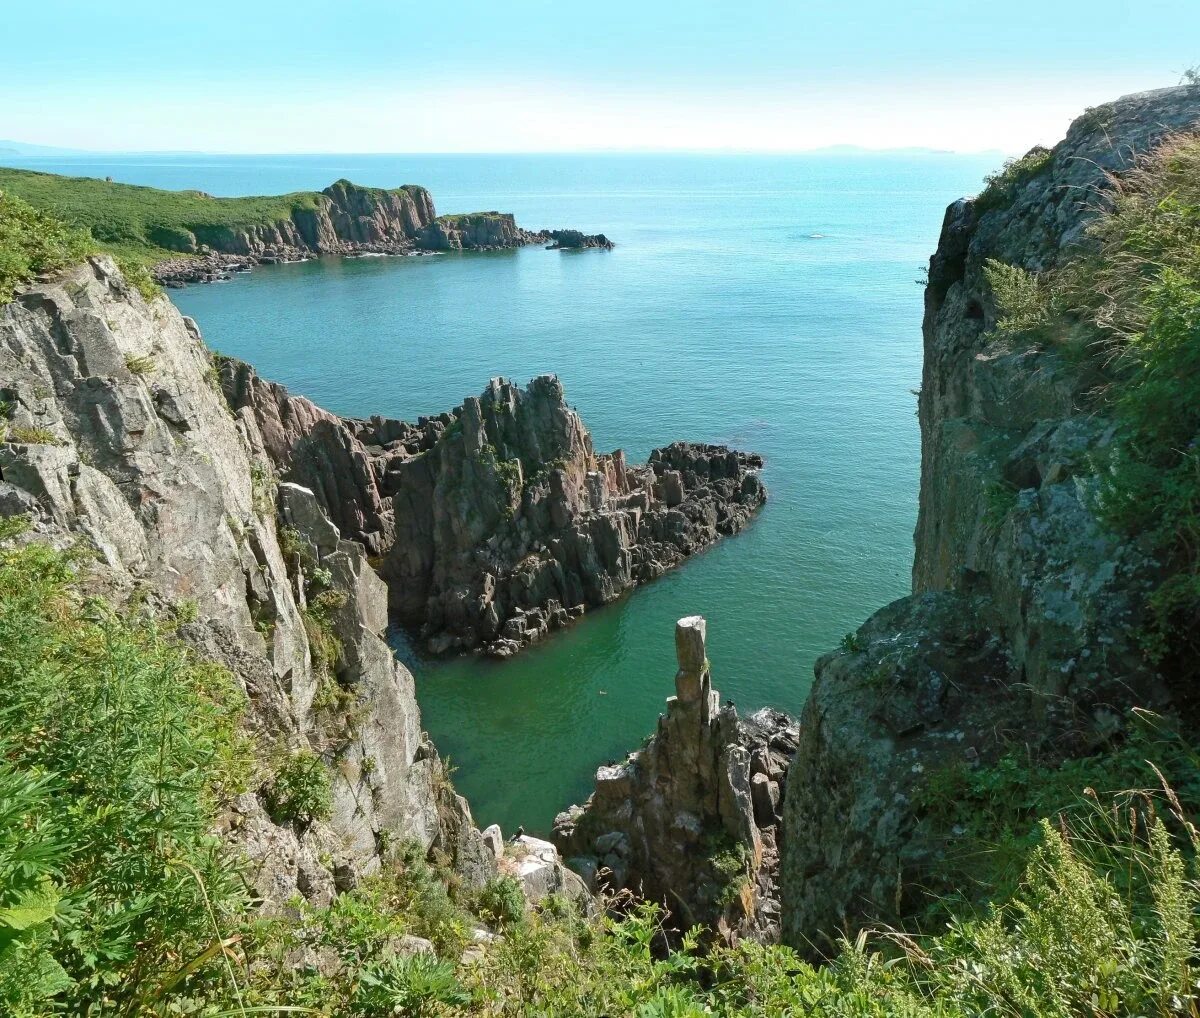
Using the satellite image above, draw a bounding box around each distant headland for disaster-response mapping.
[0,166,613,287]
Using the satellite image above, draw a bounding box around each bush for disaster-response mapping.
[477,876,526,926]
[353,953,471,1017]
[0,537,252,1014]
[975,146,1053,213]
[0,190,93,304]
[265,749,333,825]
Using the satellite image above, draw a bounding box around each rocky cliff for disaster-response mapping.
[148,181,612,286]
[554,616,797,942]
[778,84,1200,950]
[222,366,767,657]
[0,256,498,907]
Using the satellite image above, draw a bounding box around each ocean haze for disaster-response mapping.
[12,150,997,833]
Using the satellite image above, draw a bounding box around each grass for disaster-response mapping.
[0,166,488,276]
[977,132,1200,681]
[0,165,327,264]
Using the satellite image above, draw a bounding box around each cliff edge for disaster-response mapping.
[779,83,1200,948]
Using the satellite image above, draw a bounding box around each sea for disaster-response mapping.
[10,150,999,834]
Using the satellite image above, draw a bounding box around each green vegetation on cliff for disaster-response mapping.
[0,188,160,301]
[984,132,1200,678]
[3,515,1199,1016]
[0,165,325,265]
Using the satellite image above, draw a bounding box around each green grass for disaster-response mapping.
[0,165,327,263]
[0,189,94,302]
[0,166,475,274]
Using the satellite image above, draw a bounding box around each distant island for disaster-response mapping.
[0,166,613,286]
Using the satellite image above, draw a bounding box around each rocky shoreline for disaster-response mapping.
[151,179,613,287]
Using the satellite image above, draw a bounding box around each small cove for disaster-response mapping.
[14,150,997,833]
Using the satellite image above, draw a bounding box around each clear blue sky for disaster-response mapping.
[5,0,1197,153]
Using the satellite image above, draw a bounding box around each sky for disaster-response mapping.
[4,0,1198,155]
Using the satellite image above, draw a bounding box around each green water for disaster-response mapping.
[17,150,997,833]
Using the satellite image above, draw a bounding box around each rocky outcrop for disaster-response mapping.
[554,617,797,942]
[380,378,767,656]
[779,84,1200,949]
[153,180,612,286]
[225,368,766,657]
[0,256,493,907]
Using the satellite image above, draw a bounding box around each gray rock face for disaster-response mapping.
[779,84,1200,949]
[382,379,767,656]
[554,617,798,942]
[0,257,485,908]
[226,367,767,658]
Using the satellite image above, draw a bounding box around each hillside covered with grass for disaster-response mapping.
[0,166,438,269]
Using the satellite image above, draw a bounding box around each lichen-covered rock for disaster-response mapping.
[779,592,1017,948]
[554,617,797,941]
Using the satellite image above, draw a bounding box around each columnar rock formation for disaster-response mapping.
[153,180,612,286]
[779,84,1200,950]
[0,256,496,905]
[222,366,768,657]
[554,616,798,941]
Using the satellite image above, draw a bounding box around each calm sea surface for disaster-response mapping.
[15,151,996,834]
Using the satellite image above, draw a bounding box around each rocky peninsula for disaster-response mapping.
[220,361,766,656]
[0,166,613,288]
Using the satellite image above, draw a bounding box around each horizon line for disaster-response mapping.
[1,144,1012,159]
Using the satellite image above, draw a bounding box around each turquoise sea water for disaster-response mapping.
[14,152,997,834]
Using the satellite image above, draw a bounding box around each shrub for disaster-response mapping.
[477,876,526,926]
[265,749,333,825]
[353,953,471,1017]
[0,190,93,304]
[975,146,1053,213]
[983,258,1054,335]
[0,538,252,1013]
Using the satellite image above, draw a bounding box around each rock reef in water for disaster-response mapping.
[220,366,767,657]
[152,180,613,286]
[554,616,798,941]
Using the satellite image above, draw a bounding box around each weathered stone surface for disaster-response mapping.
[481,824,505,861]
[554,618,797,942]
[0,257,488,910]
[779,84,1200,951]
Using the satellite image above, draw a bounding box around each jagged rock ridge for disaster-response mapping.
[221,366,767,657]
